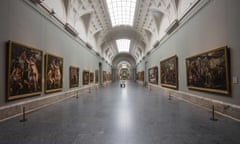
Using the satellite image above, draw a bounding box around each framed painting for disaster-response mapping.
[7,40,43,100]
[148,66,158,84]
[83,70,89,85]
[95,70,98,83]
[103,71,107,82]
[45,53,63,93]
[186,46,230,95]
[70,66,79,88]
[160,55,178,89]
[137,72,140,80]
[90,72,94,83]
[140,71,144,81]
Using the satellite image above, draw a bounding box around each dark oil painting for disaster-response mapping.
[148,66,158,85]
[7,41,43,100]
[70,66,79,88]
[83,70,89,85]
[45,53,63,93]
[103,71,107,82]
[186,47,230,94]
[160,55,178,89]
[90,72,94,83]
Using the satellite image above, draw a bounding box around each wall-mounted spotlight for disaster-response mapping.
[65,23,79,37]
[31,0,45,4]
[165,19,179,35]
[86,43,93,50]
[95,52,100,57]
[153,40,160,49]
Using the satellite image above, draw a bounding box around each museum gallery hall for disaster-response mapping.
[0,0,240,144]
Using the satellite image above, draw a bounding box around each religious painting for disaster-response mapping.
[148,66,158,84]
[186,46,230,95]
[103,71,107,82]
[7,40,43,100]
[83,70,89,85]
[160,55,178,89]
[45,53,63,93]
[70,66,79,88]
[95,70,98,83]
[90,72,94,83]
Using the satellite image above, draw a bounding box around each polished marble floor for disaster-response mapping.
[0,81,240,144]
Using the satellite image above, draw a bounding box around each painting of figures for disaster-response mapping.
[186,47,230,94]
[83,70,89,85]
[148,67,158,84]
[7,41,43,100]
[160,55,178,89]
[90,72,94,83]
[70,66,79,88]
[45,53,63,93]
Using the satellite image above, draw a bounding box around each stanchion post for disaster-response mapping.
[89,87,91,93]
[76,91,79,99]
[168,91,171,100]
[210,105,218,121]
[20,106,27,122]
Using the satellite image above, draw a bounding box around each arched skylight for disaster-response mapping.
[116,39,130,52]
[107,0,136,26]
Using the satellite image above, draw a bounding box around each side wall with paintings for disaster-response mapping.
[0,0,111,106]
[137,0,240,106]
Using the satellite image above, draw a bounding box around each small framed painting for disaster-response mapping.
[70,66,79,88]
[160,55,178,89]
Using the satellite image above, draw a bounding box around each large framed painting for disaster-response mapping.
[70,66,79,88]
[7,40,43,100]
[160,55,178,89]
[90,72,94,83]
[148,66,158,84]
[83,70,89,85]
[45,53,63,93]
[95,70,98,83]
[186,46,230,95]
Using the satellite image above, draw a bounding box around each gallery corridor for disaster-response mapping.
[0,81,240,144]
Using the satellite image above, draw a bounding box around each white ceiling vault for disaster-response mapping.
[32,0,200,66]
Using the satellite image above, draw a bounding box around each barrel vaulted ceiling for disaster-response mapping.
[33,0,200,65]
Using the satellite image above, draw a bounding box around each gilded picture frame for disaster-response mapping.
[160,55,178,89]
[70,66,79,88]
[7,40,43,100]
[148,66,158,84]
[186,46,230,95]
[45,53,63,93]
[83,70,89,85]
